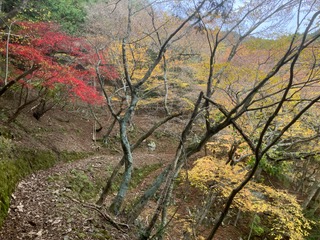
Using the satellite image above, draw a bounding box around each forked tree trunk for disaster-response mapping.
[138,92,204,239]
[6,89,46,123]
[96,113,181,206]
[32,99,55,120]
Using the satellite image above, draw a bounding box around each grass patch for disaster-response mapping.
[110,162,163,193]
[62,163,162,202]
[130,163,163,189]
[66,169,98,200]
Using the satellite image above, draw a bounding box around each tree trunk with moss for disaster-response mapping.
[109,114,134,215]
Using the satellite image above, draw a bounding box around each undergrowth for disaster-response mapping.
[62,162,163,202]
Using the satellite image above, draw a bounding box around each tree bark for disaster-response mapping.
[109,118,134,215]
[127,165,170,224]
[0,65,40,97]
[162,55,170,115]
[96,156,125,205]
[96,113,181,205]
[302,180,320,210]
[32,99,55,120]
[138,92,204,238]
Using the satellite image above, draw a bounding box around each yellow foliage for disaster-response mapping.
[182,156,312,239]
[180,98,195,110]
[137,97,163,108]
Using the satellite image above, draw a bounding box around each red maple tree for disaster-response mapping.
[0,21,118,106]
[0,21,119,122]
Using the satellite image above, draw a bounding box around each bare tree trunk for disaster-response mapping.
[4,21,13,85]
[102,117,117,144]
[296,158,310,192]
[162,55,170,115]
[139,92,204,239]
[109,118,134,215]
[96,157,124,205]
[195,190,217,230]
[127,165,170,224]
[97,113,181,205]
[309,189,320,214]
[140,181,171,240]
[32,99,56,120]
[302,180,320,210]
[89,105,103,132]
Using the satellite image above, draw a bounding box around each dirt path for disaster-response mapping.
[0,151,173,240]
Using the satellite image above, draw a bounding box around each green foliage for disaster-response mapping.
[1,0,19,13]
[248,156,286,176]
[131,163,162,189]
[0,161,18,227]
[250,215,265,237]
[0,136,14,159]
[2,0,97,34]
[59,151,91,162]
[31,0,89,34]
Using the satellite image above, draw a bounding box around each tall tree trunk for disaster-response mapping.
[127,165,170,224]
[96,113,181,206]
[162,55,170,115]
[96,157,125,205]
[302,180,320,210]
[138,92,204,239]
[109,119,133,215]
[102,117,117,144]
[195,190,217,230]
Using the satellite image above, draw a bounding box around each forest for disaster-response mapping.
[1,0,320,239]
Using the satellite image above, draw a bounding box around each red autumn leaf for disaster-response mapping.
[0,21,119,104]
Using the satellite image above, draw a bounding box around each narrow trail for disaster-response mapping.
[0,151,174,240]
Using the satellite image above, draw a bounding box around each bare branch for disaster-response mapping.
[0,65,40,97]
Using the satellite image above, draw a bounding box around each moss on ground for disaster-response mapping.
[0,135,90,227]
[109,163,163,193]
[66,169,97,200]
[130,163,163,189]
[60,162,163,203]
